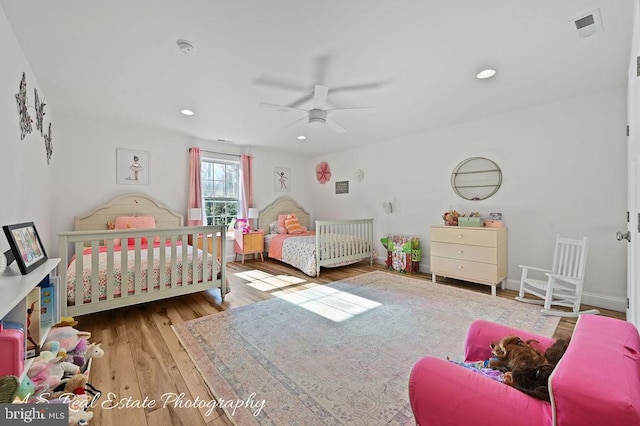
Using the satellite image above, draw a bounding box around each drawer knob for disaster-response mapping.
[458,234,463,238]
[458,265,464,270]
[458,250,464,255]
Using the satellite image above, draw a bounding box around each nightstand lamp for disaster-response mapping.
[188,207,202,224]
[248,207,259,231]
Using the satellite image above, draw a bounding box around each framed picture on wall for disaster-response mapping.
[274,167,291,192]
[117,148,150,185]
[2,222,48,275]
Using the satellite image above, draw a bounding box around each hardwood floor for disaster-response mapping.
[78,259,625,425]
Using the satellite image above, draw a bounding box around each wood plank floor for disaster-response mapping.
[78,259,625,425]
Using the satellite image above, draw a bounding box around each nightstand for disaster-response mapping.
[234,229,264,263]
[188,234,222,260]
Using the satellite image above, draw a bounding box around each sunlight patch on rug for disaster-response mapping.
[173,271,560,425]
[273,284,381,322]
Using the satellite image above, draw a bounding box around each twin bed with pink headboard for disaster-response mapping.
[258,197,373,276]
[58,193,227,316]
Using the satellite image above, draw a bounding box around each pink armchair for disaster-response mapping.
[408,315,640,426]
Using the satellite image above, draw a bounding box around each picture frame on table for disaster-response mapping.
[274,167,291,192]
[117,148,150,185]
[2,222,48,275]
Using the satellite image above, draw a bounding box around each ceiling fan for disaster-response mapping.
[259,84,375,133]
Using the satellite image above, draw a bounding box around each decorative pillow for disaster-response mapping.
[277,214,289,234]
[269,221,278,234]
[113,215,157,246]
[284,214,303,234]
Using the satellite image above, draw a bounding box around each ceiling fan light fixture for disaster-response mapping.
[297,135,306,140]
[308,109,327,128]
[180,109,195,116]
[476,68,497,79]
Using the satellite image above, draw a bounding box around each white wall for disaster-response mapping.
[310,88,628,311]
[0,10,55,255]
[49,115,314,257]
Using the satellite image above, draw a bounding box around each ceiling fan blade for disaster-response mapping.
[325,107,376,114]
[329,80,389,94]
[259,102,308,113]
[282,115,308,129]
[253,76,308,92]
[312,85,329,109]
[287,93,314,108]
[326,117,346,133]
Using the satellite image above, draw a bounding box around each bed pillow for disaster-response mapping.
[269,221,278,234]
[284,214,303,234]
[114,215,157,246]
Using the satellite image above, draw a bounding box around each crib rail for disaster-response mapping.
[315,219,374,276]
[58,225,226,316]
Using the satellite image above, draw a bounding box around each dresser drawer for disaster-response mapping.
[431,257,500,284]
[431,226,498,247]
[431,241,498,264]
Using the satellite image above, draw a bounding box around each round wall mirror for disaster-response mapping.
[451,157,502,201]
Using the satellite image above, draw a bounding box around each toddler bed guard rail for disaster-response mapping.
[315,219,374,276]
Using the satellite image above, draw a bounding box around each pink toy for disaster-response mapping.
[44,327,91,353]
[409,316,640,426]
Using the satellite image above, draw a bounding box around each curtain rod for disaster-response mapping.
[189,148,241,158]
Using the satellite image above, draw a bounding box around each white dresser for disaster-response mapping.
[430,225,507,296]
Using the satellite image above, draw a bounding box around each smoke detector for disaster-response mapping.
[176,40,195,53]
[571,9,603,38]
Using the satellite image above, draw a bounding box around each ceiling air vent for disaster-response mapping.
[571,9,603,38]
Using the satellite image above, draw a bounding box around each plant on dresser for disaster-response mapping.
[0,258,61,378]
[430,226,507,296]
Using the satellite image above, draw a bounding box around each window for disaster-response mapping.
[201,157,239,226]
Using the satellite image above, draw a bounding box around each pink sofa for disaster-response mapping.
[408,315,640,426]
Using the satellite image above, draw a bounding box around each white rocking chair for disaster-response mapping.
[516,234,599,317]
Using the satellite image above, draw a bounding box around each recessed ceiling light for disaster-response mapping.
[180,109,194,116]
[297,135,306,140]
[476,69,497,79]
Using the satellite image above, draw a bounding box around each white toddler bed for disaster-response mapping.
[58,193,227,316]
[258,197,373,276]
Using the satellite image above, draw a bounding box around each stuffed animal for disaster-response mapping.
[44,327,91,353]
[40,340,68,359]
[14,376,36,403]
[68,408,93,426]
[0,375,19,403]
[54,373,88,397]
[442,210,462,226]
[27,357,65,391]
[78,343,104,372]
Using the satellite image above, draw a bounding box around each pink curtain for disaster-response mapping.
[239,154,253,219]
[187,147,203,226]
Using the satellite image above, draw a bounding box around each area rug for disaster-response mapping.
[172,271,560,425]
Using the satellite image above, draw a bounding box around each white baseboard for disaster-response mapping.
[503,278,626,313]
[409,259,626,313]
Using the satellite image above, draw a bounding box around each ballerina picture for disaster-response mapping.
[117,148,150,185]
[274,167,291,192]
